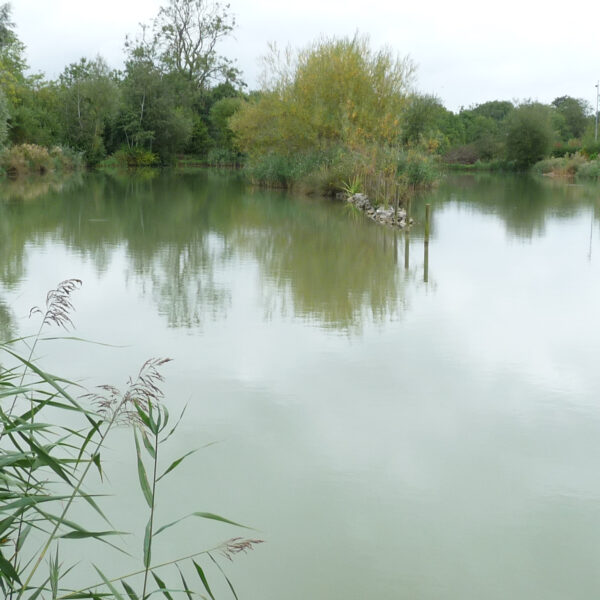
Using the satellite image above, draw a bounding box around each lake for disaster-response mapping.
[2,170,600,599]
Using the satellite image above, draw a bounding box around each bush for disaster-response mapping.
[506,103,553,169]
[205,146,243,166]
[582,141,600,160]
[576,160,600,180]
[0,88,9,148]
[103,147,160,168]
[0,143,53,176]
[532,153,587,177]
[397,150,438,187]
[0,143,83,177]
[49,145,84,171]
[442,143,481,164]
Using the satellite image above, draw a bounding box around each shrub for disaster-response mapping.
[532,153,586,177]
[397,150,438,187]
[0,144,83,177]
[0,88,9,148]
[206,146,243,166]
[576,160,600,180]
[0,143,53,176]
[104,147,160,168]
[506,103,553,169]
[582,141,600,160]
[442,143,481,164]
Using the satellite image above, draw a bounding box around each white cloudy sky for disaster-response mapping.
[10,0,600,112]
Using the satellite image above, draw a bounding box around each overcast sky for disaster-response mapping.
[10,0,600,113]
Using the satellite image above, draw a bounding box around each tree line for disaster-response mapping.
[0,0,245,167]
[0,0,597,176]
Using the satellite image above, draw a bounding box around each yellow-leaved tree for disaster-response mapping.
[230,35,415,157]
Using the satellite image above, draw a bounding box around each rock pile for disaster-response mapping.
[346,193,412,228]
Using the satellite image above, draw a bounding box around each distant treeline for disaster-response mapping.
[0,0,597,183]
[0,0,245,172]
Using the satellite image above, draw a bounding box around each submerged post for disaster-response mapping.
[404,230,410,270]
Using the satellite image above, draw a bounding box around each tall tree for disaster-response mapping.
[231,35,414,156]
[117,34,194,162]
[551,95,591,141]
[58,57,120,163]
[0,2,27,105]
[153,0,239,89]
[0,87,8,146]
[506,102,553,168]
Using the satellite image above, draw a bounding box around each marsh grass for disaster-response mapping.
[245,144,438,208]
[0,145,83,178]
[0,279,261,599]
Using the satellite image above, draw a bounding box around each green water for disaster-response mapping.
[2,170,600,599]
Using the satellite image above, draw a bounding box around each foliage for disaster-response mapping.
[550,139,582,158]
[0,143,82,176]
[401,94,464,152]
[532,153,587,177]
[397,150,438,187]
[0,86,8,147]
[57,57,120,164]
[205,146,241,165]
[231,35,414,157]
[8,81,63,147]
[0,2,27,105]
[551,95,592,141]
[102,146,160,168]
[153,0,240,89]
[229,35,433,199]
[340,174,363,198]
[575,160,600,180]
[506,103,554,169]
[581,140,600,160]
[0,279,261,598]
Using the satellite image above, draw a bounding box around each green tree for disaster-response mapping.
[506,102,553,168]
[452,100,514,161]
[153,0,239,89]
[209,96,242,148]
[117,37,194,162]
[469,100,514,122]
[551,95,591,141]
[0,2,27,106]
[58,57,120,164]
[8,80,62,146]
[230,35,414,157]
[0,87,8,146]
[401,94,464,152]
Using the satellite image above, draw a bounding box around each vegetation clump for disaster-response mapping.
[0,143,83,177]
[229,35,439,202]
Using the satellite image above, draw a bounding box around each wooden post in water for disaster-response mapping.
[424,203,431,282]
[404,194,412,270]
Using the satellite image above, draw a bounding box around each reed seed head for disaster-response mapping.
[29,278,82,330]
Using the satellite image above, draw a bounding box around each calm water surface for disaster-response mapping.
[2,171,600,599]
